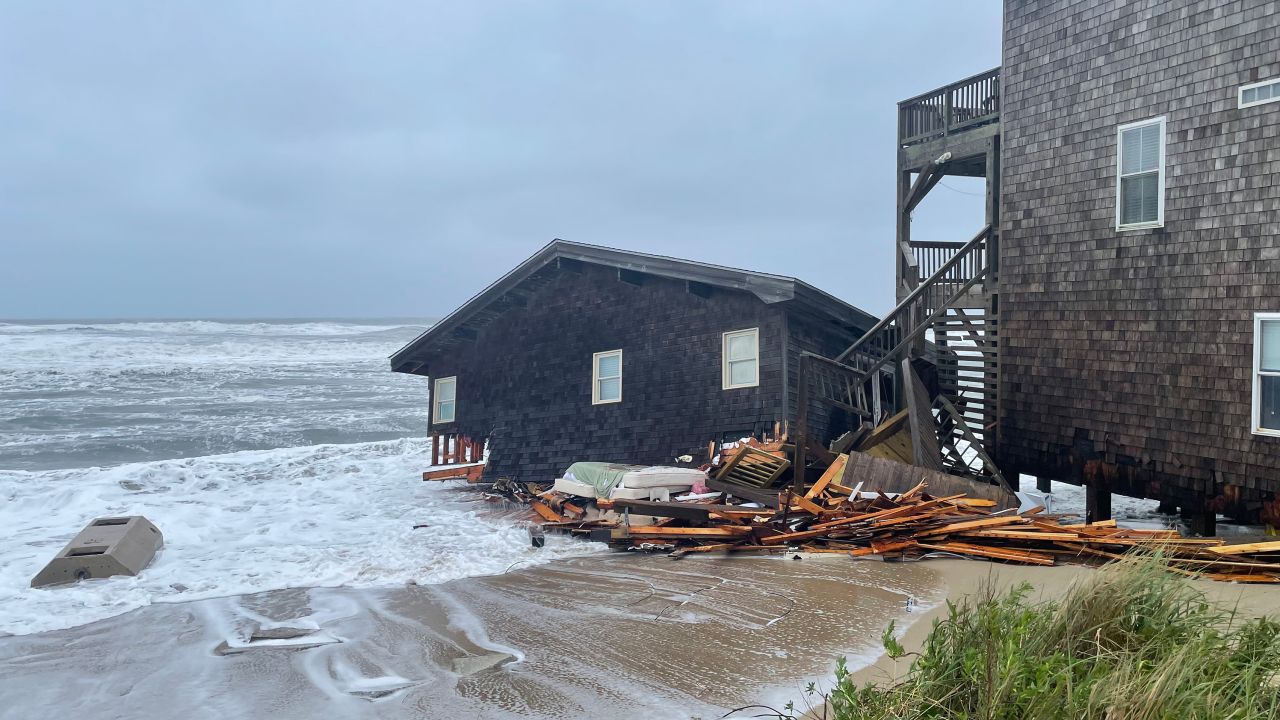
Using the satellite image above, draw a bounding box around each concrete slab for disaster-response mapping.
[30,516,163,588]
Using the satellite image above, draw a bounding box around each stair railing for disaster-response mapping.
[836,225,991,384]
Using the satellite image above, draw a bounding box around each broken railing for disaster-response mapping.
[430,431,486,466]
[793,352,882,489]
[899,67,1000,146]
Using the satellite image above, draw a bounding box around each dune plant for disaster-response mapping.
[755,555,1280,720]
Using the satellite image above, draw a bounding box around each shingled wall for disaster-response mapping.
[999,0,1280,514]
[420,262,786,482]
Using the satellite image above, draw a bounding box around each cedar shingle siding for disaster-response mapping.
[999,0,1280,509]
[418,261,820,481]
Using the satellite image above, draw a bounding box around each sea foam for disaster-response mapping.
[0,438,601,636]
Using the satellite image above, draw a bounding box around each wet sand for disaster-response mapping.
[0,552,944,720]
[9,553,1276,719]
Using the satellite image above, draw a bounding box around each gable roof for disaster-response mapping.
[390,239,877,374]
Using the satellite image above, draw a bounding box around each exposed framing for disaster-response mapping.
[1115,116,1166,231]
[592,349,622,405]
[1239,78,1280,109]
[722,327,760,390]
[432,376,457,424]
[1252,313,1280,437]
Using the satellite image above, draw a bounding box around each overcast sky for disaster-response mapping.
[0,2,1001,320]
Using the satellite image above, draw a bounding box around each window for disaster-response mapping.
[722,328,759,389]
[592,350,622,404]
[1240,79,1280,109]
[1253,315,1280,436]
[433,376,456,424]
[1116,117,1165,230]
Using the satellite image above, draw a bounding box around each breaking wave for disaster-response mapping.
[0,438,601,636]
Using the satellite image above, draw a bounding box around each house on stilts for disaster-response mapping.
[814,0,1280,533]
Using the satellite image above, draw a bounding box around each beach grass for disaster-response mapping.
[774,555,1280,719]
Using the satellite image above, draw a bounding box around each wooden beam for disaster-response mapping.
[617,525,753,538]
[610,498,746,523]
[805,454,848,499]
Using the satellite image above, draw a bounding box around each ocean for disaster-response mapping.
[0,319,596,636]
[0,320,950,719]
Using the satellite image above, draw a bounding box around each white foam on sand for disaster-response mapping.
[0,438,601,636]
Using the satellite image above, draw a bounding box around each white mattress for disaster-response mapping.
[608,486,680,501]
[615,467,706,489]
[607,485,657,500]
[553,477,597,498]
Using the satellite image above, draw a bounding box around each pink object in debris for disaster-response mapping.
[690,479,709,495]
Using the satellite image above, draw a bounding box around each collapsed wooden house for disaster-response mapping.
[396,0,1280,535]
[389,241,879,481]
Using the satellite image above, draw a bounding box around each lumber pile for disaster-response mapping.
[519,473,1280,583]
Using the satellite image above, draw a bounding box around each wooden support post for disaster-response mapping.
[431,432,440,466]
[1036,476,1052,494]
[1085,482,1111,524]
[1183,505,1217,537]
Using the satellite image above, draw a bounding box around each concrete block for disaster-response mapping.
[451,651,514,676]
[31,516,163,588]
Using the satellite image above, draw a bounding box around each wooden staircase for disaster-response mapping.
[792,67,1003,487]
[834,224,1000,479]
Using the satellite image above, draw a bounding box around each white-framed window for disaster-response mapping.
[1240,78,1280,109]
[1253,314,1280,436]
[433,376,456,424]
[592,350,622,405]
[722,328,759,389]
[1115,116,1165,230]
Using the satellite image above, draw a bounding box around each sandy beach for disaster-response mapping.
[7,537,1280,719]
[0,552,944,720]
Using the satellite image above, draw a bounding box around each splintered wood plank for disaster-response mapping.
[670,543,741,558]
[422,463,486,482]
[1200,573,1280,584]
[757,512,883,544]
[805,454,848,499]
[529,500,563,523]
[959,529,1080,542]
[787,493,826,516]
[849,538,921,556]
[916,541,1055,566]
[1084,537,1225,547]
[1204,540,1280,556]
[915,516,1026,537]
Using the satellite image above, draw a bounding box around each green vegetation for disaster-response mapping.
[784,557,1280,719]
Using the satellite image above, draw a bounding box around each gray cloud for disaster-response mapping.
[0,1,1000,319]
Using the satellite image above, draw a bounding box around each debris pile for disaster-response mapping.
[499,454,1280,584]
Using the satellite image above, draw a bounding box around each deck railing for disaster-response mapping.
[907,240,969,281]
[899,68,1000,146]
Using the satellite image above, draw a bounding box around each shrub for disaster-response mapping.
[765,555,1280,720]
